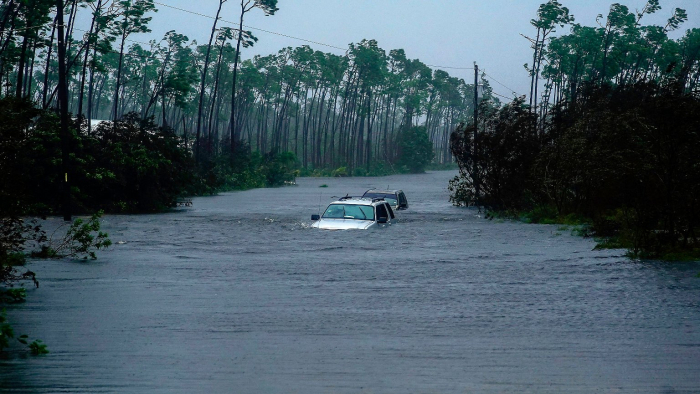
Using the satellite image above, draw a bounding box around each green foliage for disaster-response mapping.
[520,205,559,224]
[0,97,54,215]
[448,175,473,207]
[3,253,27,267]
[0,310,14,352]
[251,0,279,16]
[594,236,627,251]
[59,211,112,260]
[191,141,299,194]
[28,340,49,355]
[298,160,400,178]
[1,288,27,303]
[0,98,195,214]
[396,126,434,173]
[332,167,348,177]
[0,218,41,290]
[0,97,304,211]
[261,151,298,187]
[87,114,194,212]
[32,212,112,260]
[0,310,45,355]
[450,98,538,208]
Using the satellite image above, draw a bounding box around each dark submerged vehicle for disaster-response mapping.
[361,189,408,211]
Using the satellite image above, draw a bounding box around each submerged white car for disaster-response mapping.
[311,197,395,230]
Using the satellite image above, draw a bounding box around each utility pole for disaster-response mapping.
[473,62,479,208]
[56,0,71,221]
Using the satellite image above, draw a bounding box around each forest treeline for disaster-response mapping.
[450,0,700,259]
[0,0,482,183]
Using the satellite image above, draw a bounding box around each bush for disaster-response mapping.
[332,167,348,177]
[450,98,538,209]
[31,211,112,260]
[87,114,194,212]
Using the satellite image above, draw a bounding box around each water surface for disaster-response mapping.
[2,171,699,393]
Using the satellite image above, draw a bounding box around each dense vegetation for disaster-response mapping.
[450,0,700,260]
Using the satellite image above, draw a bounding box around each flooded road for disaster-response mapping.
[2,171,700,393]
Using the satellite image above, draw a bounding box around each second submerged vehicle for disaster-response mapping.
[361,189,408,211]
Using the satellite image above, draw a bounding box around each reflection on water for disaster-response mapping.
[1,171,699,393]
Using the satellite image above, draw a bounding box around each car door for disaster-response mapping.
[375,203,391,225]
[398,192,408,210]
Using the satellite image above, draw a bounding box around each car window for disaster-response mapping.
[323,204,345,218]
[323,204,375,220]
[364,192,397,206]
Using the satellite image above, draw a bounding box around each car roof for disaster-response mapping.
[328,197,387,206]
[364,189,402,194]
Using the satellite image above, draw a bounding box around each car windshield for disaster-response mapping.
[363,193,397,206]
[322,204,375,220]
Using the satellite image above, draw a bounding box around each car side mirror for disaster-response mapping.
[377,217,388,224]
[311,214,320,220]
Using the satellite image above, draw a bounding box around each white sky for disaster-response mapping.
[95,0,700,99]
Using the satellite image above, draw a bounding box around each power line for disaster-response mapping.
[7,3,512,95]
[72,26,155,48]
[427,64,474,71]
[483,71,521,97]
[0,22,61,34]
[490,91,514,101]
[152,1,347,52]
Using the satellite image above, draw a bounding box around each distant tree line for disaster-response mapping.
[0,0,484,180]
[450,0,700,259]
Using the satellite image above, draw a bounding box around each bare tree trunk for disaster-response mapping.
[56,0,71,221]
[196,0,225,162]
[229,0,246,153]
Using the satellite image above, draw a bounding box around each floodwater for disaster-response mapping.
[2,171,699,393]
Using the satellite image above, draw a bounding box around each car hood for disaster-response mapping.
[312,218,374,230]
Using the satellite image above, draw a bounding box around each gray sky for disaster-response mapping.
[120,0,700,99]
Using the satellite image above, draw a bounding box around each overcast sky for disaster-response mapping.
[112,0,700,99]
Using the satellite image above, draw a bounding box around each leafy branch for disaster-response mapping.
[32,211,112,260]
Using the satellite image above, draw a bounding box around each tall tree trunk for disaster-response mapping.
[56,0,71,221]
[15,26,30,98]
[229,1,246,153]
[78,0,103,122]
[42,16,57,108]
[207,42,226,151]
[529,27,541,110]
[112,34,128,120]
[196,0,225,163]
